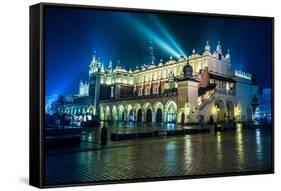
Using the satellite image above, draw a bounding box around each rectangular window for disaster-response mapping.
[146,87,150,95]
[139,88,143,96]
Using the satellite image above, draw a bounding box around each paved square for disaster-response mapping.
[45,127,272,185]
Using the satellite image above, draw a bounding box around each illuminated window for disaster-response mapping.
[226,82,230,90]
[102,76,107,84]
[116,76,121,83]
[146,87,150,95]
[139,88,143,96]
[154,86,159,94]
[106,77,111,85]
[165,82,169,90]
[223,82,226,89]
[110,87,114,98]
[145,74,149,82]
[129,78,134,84]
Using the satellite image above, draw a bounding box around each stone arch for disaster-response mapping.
[136,108,143,123]
[105,105,111,121]
[87,106,94,114]
[226,99,235,121]
[118,104,125,121]
[133,103,142,122]
[154,101,164,124]
[146,108,153,123]
[165,100,177,123]
[215,98,226,122]
[143,102,152,110]
[155,108,163,124]
[133,103,142,111]
[247,105,253,122]
[112,105,118,121]
[125,104,133,122]
[143,102,153,123]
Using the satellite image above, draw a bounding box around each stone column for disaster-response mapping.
[142,108,145,123]
[132,108,136,122]
[124,110,127,122]
[152,108,156,124]
[117,109,120,122]
[164,110,167,123]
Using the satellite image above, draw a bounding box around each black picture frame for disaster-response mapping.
[30,2,274,188]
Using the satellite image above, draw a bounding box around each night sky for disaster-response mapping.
[44,6,272,97]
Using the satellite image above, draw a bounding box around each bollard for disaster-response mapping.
[214,123,218,133]
[100,127,108,145]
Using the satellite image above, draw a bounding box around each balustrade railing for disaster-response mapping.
[214,88,235,95]
[101,90,178,103]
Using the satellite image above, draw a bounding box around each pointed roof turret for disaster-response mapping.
[216,41,222,54]
[205,40,211,52]
[158,59,163,66]
[116,60,121,67]
[108,60,112,69]
[225,49,231,63]
[101,63,105,73]
[203,41,211,56]
[92,51,97,62]
[192,48,196,54]
[89,51,100,74]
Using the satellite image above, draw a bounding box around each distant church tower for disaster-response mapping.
[147,39,156,65]
[88,51,101,117]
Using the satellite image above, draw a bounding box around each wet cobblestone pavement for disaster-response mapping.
[45,126,272,185]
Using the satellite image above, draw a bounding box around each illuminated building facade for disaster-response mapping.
[254,88,272,123]
[61,41,259,124]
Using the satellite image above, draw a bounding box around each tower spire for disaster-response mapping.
[101,63,105,72]
[108,60,112,69]
[205,40,210,52]
[147,39,156,65]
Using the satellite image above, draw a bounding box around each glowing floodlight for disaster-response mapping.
[125,14,182,58]
[150,15,187,57]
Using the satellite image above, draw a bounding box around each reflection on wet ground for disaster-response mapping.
[103,121,209,133]
[45,124,272,185]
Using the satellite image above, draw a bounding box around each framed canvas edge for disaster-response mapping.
[29,2,275,189]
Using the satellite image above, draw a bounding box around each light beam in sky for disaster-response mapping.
[150,15,187,57]
[125,14,182,58]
